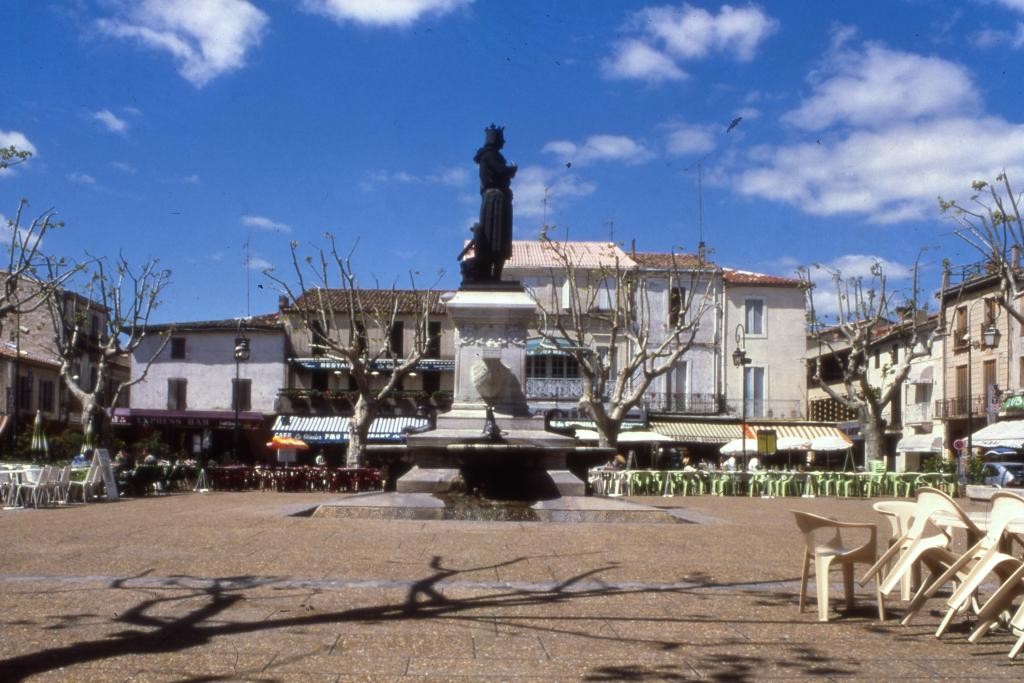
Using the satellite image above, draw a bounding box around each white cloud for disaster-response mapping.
[602,39,687,82]
[738,116,1024,223]
[665,123,716,156]
[995,0,1024,12]
[604,3,776,83]
[93,109,128,133]
[67,172,97,185]
[246,255,273,271]
[803,254,914,316]
[110,161,137,174]
[782,43,978,131]
[96,0,268,87]
[542,134,653,166]
[972,23,1024,49]
[241,214,291,233]
[640,3,779,62]
[513,166,596,220]
[364,166,469,189]
[184,174,201,184]
[735,41,1023,224]
[301,0,472,27]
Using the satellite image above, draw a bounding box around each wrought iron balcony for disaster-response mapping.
[642,392,724,415]
[934,396,987,419]
[723,399,804,420]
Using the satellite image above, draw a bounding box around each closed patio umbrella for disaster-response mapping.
[30,410,48,460]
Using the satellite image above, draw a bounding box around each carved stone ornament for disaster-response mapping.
[457,324,525,349]
[471,357,509,403]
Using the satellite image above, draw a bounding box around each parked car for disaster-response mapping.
[982,462,1024,487]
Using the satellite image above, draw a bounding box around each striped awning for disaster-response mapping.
[271,415,429,444]
[746,423,850,443]
[649,420,744,444]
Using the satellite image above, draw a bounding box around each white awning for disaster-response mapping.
[970,420,1024,449]
[272,415,429,444]
[574,429,674,443]
[896,433,943,453]
[906,364,935,384]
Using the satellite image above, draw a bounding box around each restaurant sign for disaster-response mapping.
[1002,394,1024,413]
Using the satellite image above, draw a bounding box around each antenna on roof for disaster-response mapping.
[244,237,251,317]
[606,219,614,243]
[697,160,704,245]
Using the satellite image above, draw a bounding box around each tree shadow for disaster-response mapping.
[0,559,875,681]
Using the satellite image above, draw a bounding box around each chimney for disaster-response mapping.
[631,238,636,258]
[278,295,289,311]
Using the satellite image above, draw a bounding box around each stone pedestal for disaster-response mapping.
[399,283,585,497]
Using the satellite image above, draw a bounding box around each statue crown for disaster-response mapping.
[485,123,505,134]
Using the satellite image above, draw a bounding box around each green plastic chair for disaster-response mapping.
[748,472,769,497]
[629,470,654,496]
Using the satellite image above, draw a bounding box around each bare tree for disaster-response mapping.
[1,199,79,336]
[802,260,934,462]
[940,173,1024,325]
[267,236,437,467]
[528,238,715,447]
[47,255,171,446]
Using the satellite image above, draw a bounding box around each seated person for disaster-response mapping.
[747,455,761,472]
[724,455,736,472]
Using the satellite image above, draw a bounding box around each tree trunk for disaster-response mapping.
[587,405,621,450]
[347,395,378,467]
[81,398,99,449]
[859,408,886,466]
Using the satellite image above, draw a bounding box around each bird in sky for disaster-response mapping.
[726,117,743,133]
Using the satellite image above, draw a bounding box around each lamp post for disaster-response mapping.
[732,324,751,470]
[232,330,251,462]
[965,307,1001,459]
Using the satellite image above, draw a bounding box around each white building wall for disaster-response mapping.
[131,330,285,413]
[724,285,807,418]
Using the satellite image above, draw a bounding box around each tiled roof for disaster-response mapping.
[290,289,446,315]
[723,268,804,288]
[0,346,60,368]
[505,241,636,270]
[631,252,713,270]
[143,312,282,333]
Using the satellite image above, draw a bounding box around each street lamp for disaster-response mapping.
[233,330,251,462]
[732,324,752,470]
[965,306,1001,458]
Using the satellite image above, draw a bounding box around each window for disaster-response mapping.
[669,287,686,328]
[889,385,901,427]
[311,320,329,357]
[427,321,442,357]
[232,378,251,412]
[873,348,880,369]
[744,299,764,335]
[89,314,100,341]
[526,355,542,378]
[39,380,54,413]
[422,371,441,395]
[390,321,404,356]
[167,378,187,410]
[983,359,997,396]
[955,306,968,349]
[350,321,366,355]
[170,337,186,359]
[17,374,32,411]
[955,365,968,400]
[744,366,765,418]
[311,371,329,392]
[550,355,567,378]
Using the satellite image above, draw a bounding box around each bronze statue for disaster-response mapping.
[459,124,517,283]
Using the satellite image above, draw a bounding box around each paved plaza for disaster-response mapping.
[0,491,1022,681]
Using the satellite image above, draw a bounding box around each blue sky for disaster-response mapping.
[3,0,1024,322]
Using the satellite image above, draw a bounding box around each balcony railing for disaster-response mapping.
[723,399,804,420]
[902,402,932,425]
[934,396,987,419]
[642,392,724,415]
[276,388,452,413]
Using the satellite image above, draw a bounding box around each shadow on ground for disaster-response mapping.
[0,559,910,681]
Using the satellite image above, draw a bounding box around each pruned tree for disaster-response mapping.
[940,173,1024,325]
[1,199,79,336]
[529,238,715,447]
[802,260,935,462]
[46,255,171,446]
[267,235,437,467]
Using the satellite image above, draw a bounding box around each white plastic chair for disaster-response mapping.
[67,462,100,503]
[792,510,883,621]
